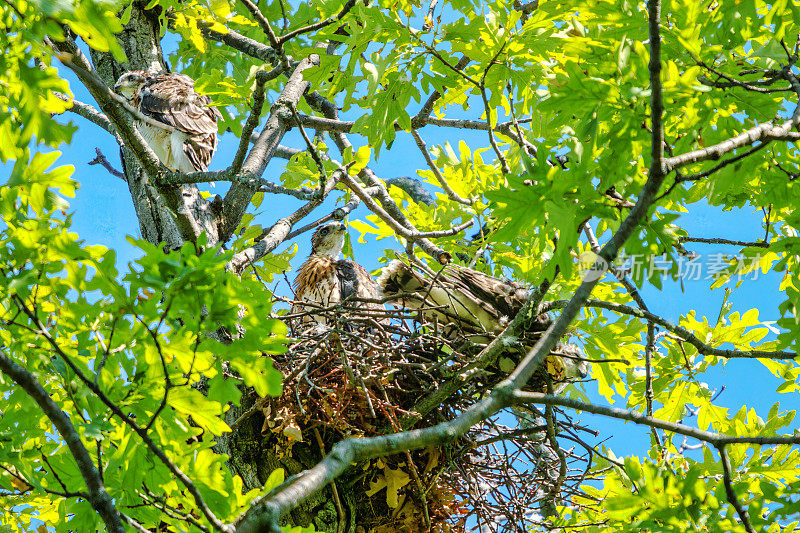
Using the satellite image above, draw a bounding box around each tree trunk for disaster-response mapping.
[90,4,343,530]
[90,1,219,250]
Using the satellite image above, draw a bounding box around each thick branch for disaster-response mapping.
[0,352,125,533]
[219,56,319,242]
[665,118,800,172]
[201,25,278,63]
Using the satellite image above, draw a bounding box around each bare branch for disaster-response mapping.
[542,298,797,360]
[657,141,771,200]
[410,55,470,127]
[200,24,283,64]
[339,171,466,257]
[237,0,281,50]
[230,69,273,175]
[665,118,800,172]
[679,236,769,248]
[278,0,358,44]
[226,167,342,273]
[422,0,439,30]
[304,92,454,263]
[514,393,800,446]
[478,42,510,174]
[55,93,119,140]
[89,148,125,180]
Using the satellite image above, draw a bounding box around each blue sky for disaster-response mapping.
[17,31,788,467]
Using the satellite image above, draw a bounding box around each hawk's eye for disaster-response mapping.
[320,228,329,236]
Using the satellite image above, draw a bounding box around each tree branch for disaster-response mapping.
[339,171,467,256]
[200,25,279,63]
[513,392,800,446]
[304,92,454,263]
[0,352,125,533]
[10,297,230,532]
[542,298,797,360]
[219,55,319,242]
[717,444,756,533]
[277,0,358,45]
[410,129,472,205]
[230,69,271,175]
[232,12,672,526]
[226,167,342,273]
[665,118,800,173]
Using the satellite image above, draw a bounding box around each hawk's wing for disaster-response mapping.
[139,73,221,171]
[336,259,381,301]
[442,265,528,320]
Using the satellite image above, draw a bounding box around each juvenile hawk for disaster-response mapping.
[114,70,221,173]
[377,260,588,387]
[291,222,385,332]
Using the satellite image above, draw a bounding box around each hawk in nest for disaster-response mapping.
[291,222,385,333]
[377,260,588,389]
[114,70,221,173]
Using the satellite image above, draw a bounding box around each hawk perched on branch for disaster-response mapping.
[377,260,588,385]
[291,222,385,332]
[114,70,221,173]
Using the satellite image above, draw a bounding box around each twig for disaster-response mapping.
[410,129,472,205]
[89,148,125,180]
[717,444,756,533]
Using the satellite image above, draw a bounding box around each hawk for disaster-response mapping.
[377,260,588,388]
[114,70,221,173]
[291,222,385,332]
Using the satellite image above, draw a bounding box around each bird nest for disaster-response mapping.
[264,298,595,533]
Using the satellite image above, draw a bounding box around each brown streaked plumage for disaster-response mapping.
[114,70,221,173]
[377,260,588,386]
[377,260,550,335]
[291,222,384,332]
